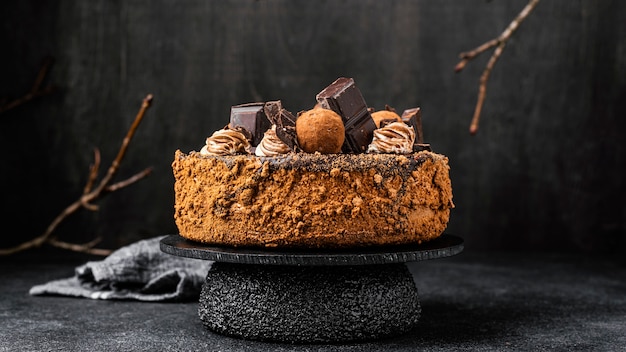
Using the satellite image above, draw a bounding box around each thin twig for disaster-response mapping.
[106,167,153,192]
[47,236,111,256]
[455,0,541,135]
[83,148,101,195]
[0,94,154,256]
[97,95,154,192]
[0,56,57,115]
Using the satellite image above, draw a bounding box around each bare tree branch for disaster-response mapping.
[456,0,541,135]
[0,94,154,256]
[0,56,57,115]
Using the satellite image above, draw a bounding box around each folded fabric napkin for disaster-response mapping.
[29,236,213,302]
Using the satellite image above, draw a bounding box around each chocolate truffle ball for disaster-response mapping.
[371,110,402,128]
[296,108,345,154]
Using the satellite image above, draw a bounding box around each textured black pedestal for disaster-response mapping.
[160,235,464,343]
[199,262,420,343]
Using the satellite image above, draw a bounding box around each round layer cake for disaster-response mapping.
[172,149,453,249]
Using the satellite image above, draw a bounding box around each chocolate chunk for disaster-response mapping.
[229,102,272,146]
[316,77,376,153]
[401,107,424,144]
[413,143,432,152]
[383,104,397,113]
[316,77,369,122]
[263,101,283,124]
[264,100,300,152]
[343,112,377,153]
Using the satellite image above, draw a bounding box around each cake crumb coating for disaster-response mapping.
[172,150,453,249]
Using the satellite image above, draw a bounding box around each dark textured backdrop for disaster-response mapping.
[1,0,625,253]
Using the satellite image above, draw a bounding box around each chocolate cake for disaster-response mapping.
[172,77,454,248]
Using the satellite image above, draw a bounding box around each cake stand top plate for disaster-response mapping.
[160,234,463,266]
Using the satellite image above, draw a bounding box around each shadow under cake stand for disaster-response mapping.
[160,234,464,344]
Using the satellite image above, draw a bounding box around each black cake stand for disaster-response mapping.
[160,234,464,344]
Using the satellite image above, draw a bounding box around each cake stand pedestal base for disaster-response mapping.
[159,234,464,344]
[198,262,420,343]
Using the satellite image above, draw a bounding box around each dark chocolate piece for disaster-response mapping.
[229,102,272,146]
[401,107,424,144]
[315,77,368,122]
[264,100,300,151]
[316,77,376,153]
[383,104,397,113]
[343,112,378,153]
[263,101,283,124]
[413,143,432,152]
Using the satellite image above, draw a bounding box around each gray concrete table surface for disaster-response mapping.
[1,249,625,352]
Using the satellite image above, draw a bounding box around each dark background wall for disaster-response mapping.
[1,0,625,254]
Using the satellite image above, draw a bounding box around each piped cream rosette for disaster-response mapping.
[255,125,291,157]
[366,121,415,154]
[200,128,250,156]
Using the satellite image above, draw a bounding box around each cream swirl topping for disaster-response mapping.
[200,128,250,156]
[366,121,415,154]
[255,125,291,157]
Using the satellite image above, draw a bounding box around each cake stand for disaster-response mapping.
[160,234,463,344]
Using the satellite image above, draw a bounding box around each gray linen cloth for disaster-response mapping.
[29,236,212,302]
